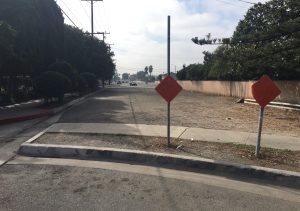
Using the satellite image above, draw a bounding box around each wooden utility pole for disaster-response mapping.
[81,0,109,39]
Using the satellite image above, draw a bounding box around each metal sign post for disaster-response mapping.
[251,75,281,158]
[255,107,264,157]
[155,16,182,148]
[167,16,171,147]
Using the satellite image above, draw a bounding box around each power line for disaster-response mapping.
[215,0,248,8]
[94,2,106,32]
[235,0,256,5]
[60,7,79,28]
[102,1,111,33]
[61,0,84,28]
[79,0,91,22]
[112,47,206,61]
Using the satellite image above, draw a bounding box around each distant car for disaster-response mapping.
[129,82,137,86]
[117,81,121,84]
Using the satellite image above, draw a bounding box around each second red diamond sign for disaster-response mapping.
[252,75,281,108]
[155,76,182,103]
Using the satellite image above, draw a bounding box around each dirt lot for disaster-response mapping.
[136,89,300,137]
[36,133,300,172]
[59,88,300,137]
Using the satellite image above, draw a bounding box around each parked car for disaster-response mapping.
[117,81,121,85]
[129,82,137,86]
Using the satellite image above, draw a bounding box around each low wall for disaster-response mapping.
[178,80,300,104]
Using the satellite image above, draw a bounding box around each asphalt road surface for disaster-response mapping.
[1,85,299,210]
[58,85,300,136]
[0,157,299,211]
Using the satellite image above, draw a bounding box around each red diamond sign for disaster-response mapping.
[252,75,281,108]
[155,76,182,103]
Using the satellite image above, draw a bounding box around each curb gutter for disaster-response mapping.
[0,110,52,125]
[18,143,300,189]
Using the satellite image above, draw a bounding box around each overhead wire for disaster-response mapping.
[102,1,114,44]
[235,0,256,5]
[112,46,207,61]
[102,1,111,32]
[79,0,91,22]
[214,0,248,8]
[93,1,105,33]
[61,0,84,28]
[60,7,79,28]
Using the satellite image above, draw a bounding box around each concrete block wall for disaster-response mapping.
[178,80,300,104]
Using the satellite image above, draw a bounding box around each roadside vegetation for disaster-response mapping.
[178,0,300,81]
[121,65,156,83]
[0,0,115,105]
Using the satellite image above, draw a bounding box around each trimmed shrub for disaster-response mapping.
[35,71,71,102]
[47,61,77,91]
[76,74,88,93]
[80,72,99,91]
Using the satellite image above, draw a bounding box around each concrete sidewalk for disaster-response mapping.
[0,92,99,125]
[47,123,300,151]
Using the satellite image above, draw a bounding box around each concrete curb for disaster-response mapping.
[18,142,300,189]
[244,99,300,111]
[0,110,52,125]
[0,90,100,125]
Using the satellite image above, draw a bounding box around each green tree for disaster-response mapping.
[149,65,153,77]
[137,71,146,81]
[0,21,17,102]
[63,25,87,73]
[47,61,77,91]
[177,64,208,80]
[0,0,64,75]
[0,0,64,103]
[157,74,163,81]
[80,72,99,91]
[0,0,116,104]
[192,0,300,80]
[83,37,115,86]
[35,71,71,103]
[144,66,148,75]
[0,21,16,69]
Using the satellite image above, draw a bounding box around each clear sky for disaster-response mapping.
[56,0,269,75]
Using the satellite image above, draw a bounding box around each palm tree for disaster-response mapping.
[144,66,148,75]
[149,65,153,77]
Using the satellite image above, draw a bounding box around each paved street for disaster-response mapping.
[0,114,63,165]
[0,157,299,211]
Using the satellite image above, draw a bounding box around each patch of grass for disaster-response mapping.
[260,147,292,155]
[233,143,292,155]
[234,144,255,152]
